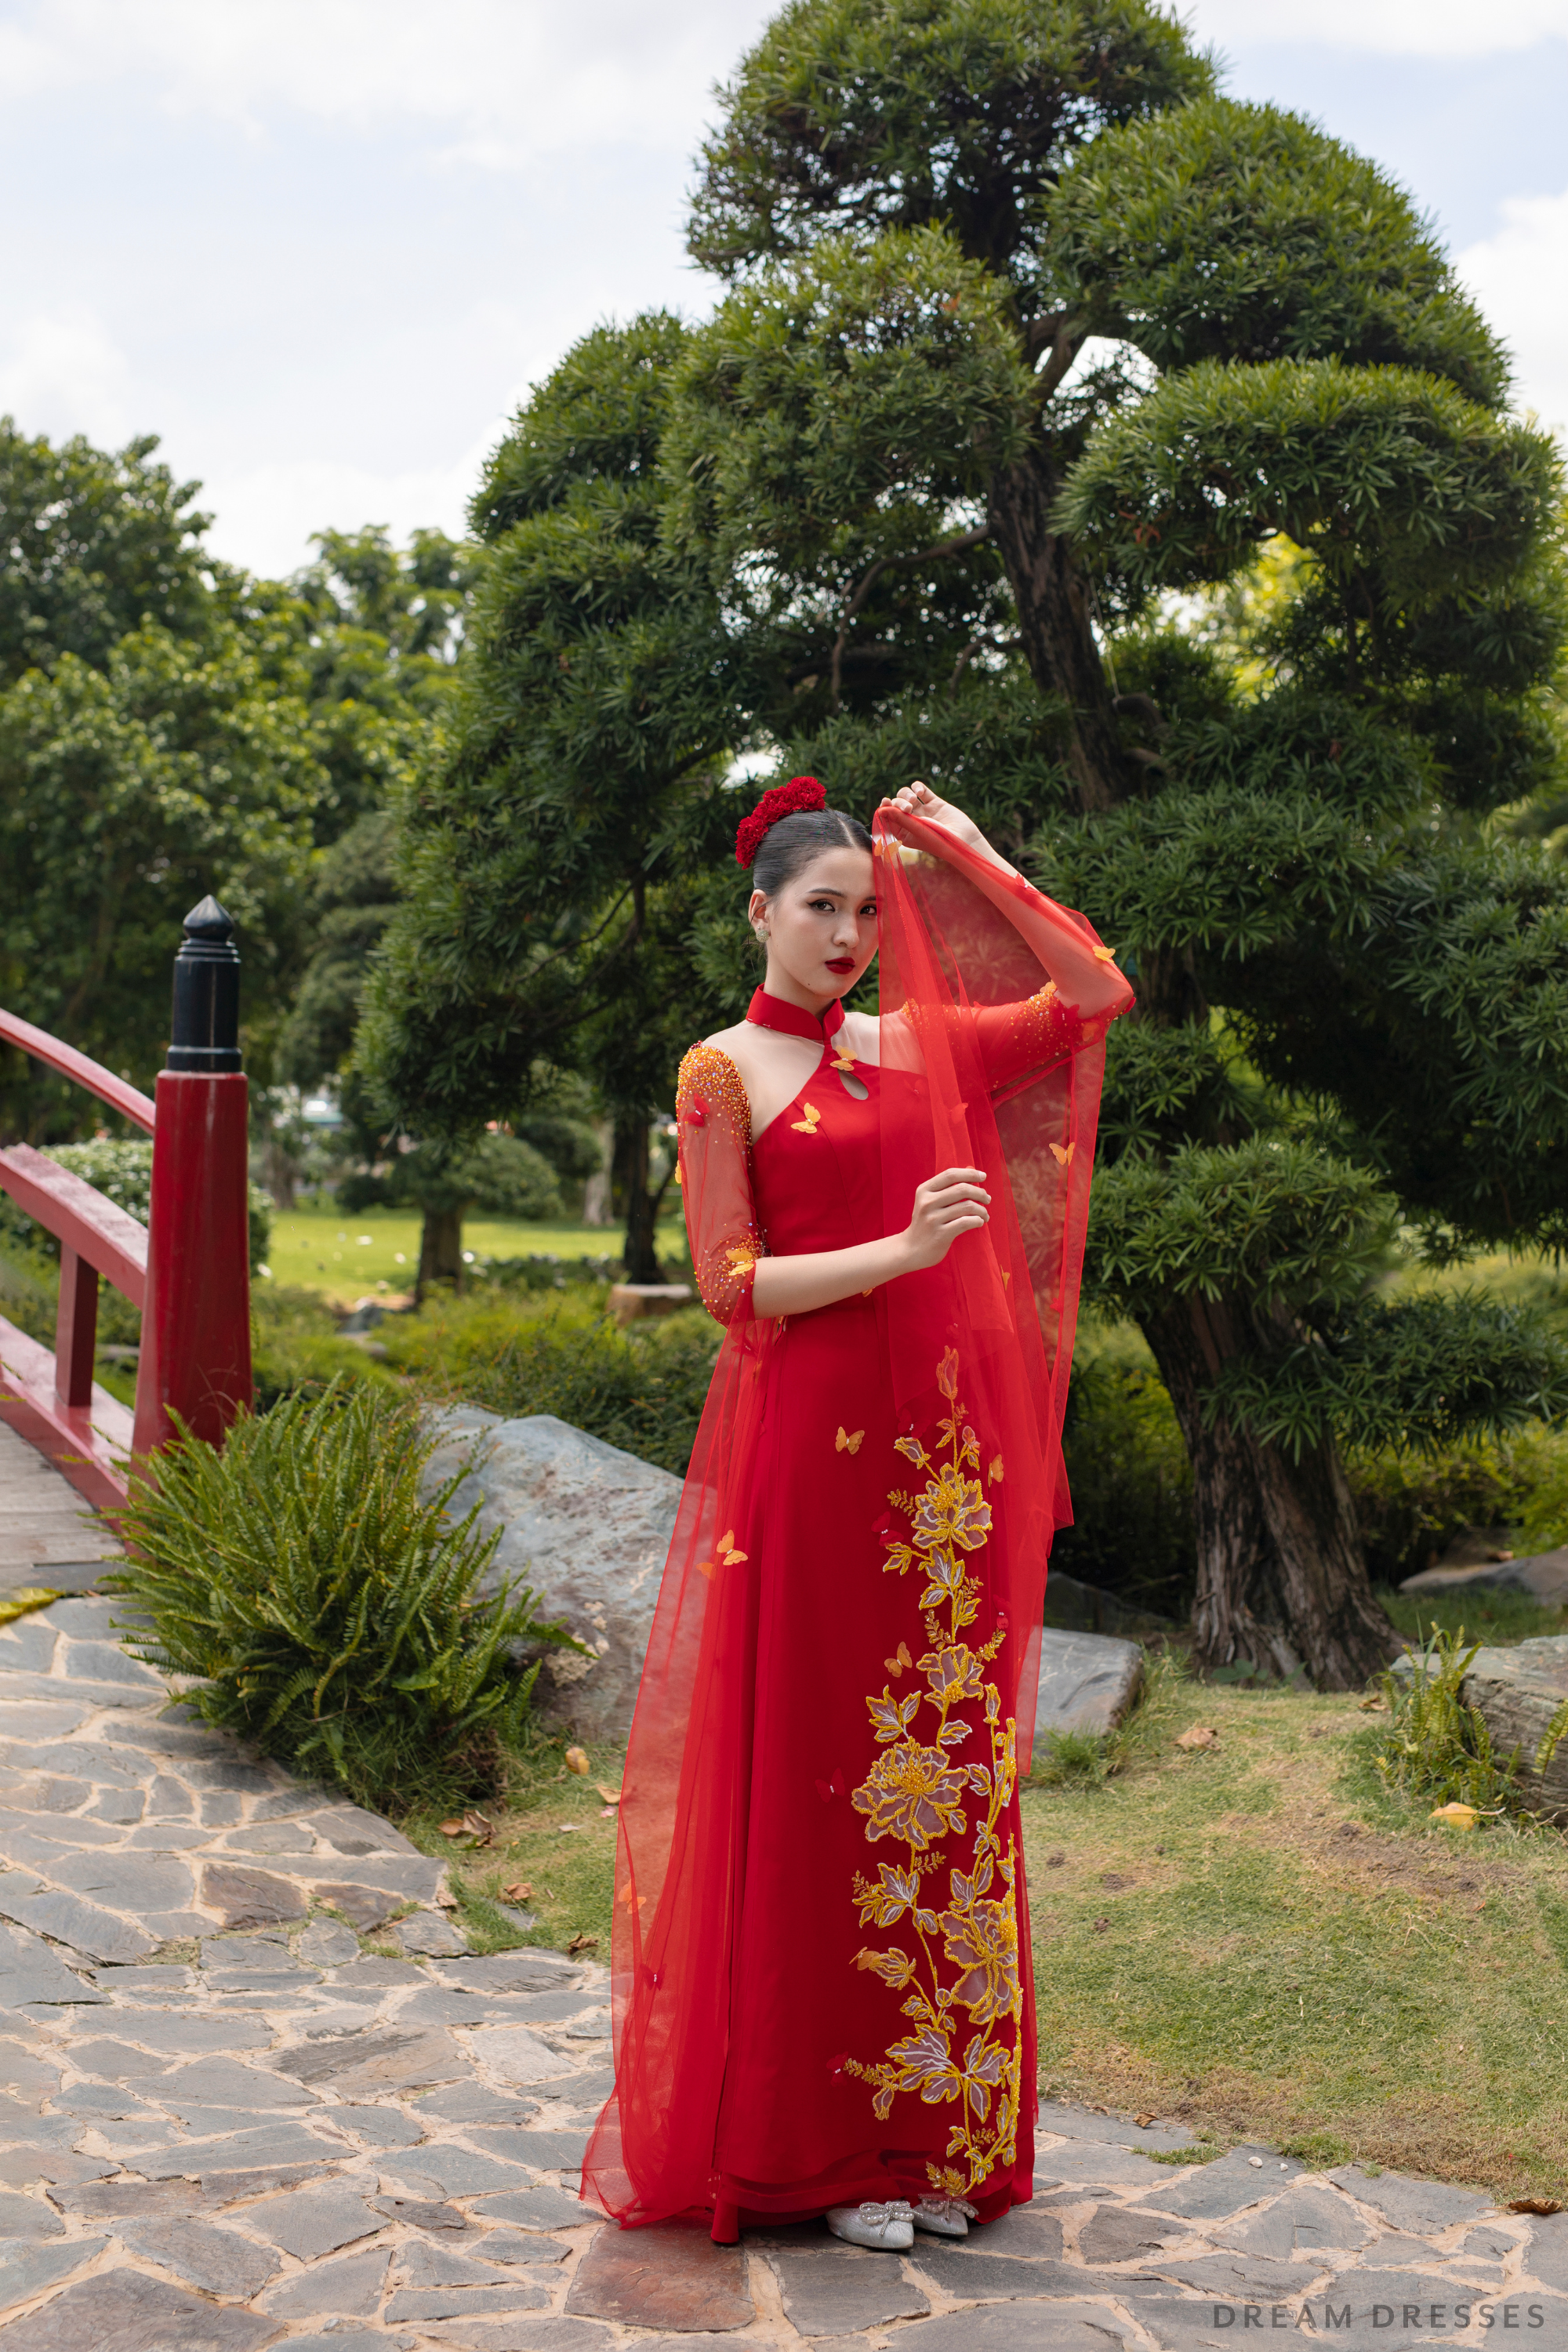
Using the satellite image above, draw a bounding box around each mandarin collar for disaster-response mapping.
[745,986,845,1046]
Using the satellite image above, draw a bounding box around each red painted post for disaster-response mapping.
[54,1247,99,1410]
[131,898,253,1459]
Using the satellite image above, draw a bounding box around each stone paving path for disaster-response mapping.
[2,1586,1567,2350]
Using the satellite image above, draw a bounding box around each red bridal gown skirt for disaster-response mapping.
[588,1055,1044,2239]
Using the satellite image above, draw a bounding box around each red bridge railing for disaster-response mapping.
[0,898,253,1515]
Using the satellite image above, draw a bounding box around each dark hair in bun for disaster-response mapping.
[751,805,873,897]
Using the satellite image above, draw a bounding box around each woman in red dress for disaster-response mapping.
[583,775,1133,2250]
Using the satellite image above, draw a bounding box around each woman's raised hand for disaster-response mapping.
[882,779,987,853]
[902,1166,992,1269]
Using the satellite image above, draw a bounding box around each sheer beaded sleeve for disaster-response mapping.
[677,1044,763,1327]
[969,978,1085,1093]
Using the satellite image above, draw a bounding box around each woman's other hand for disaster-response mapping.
[882,780,1005,866]
[902,1166,991,1269]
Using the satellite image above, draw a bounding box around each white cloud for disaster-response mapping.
[1185,0,1568,54]
[200,435,499,581]
[1459,191,1568,437]
[0,307,132,446]
[0,0,775,157]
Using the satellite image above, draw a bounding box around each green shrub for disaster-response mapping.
[383,1296,722,1475]
[0,1138,272,1272]
[1344,1438,1531,1587]
[251,1284,394,1410]
[1373,1627,1526,1822]
[107,1379,577,1813]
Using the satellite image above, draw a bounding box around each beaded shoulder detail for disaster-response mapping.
[677,1042,753,1150]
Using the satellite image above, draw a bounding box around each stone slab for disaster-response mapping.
[1221,2184,1377,2258]
[477,2129,591,2169]
[139,2122,342,2179]
[0,2233,104,2310]
[473,2187,593,2233]
[767,2245,930,2329]
[388,2284,550,2319]
[1033,1628,1145,1738]
[1036,2102,1193,2153]
[1038,2138,1184,2189]
[467,2027,582,2084]
[0,2266,279,2349]
[0,2197,61,2244]
[880,2305,1139,2351]
[245,2187,385,2259]
[113,2217,281,2297]
[1324,2167,1490,2236]
[1401,1544,1568,1599]
[1524,2216,1568,2292]
[268,2027,461,2094]
[1389,1633,1568,1822]
[564,2220,754,2329]
[258,2247,390,2317]
[1133,2149,1304,2220]
[400,2146,533,2197]
[0,1922,106,2005]
[199,1864,308,1929]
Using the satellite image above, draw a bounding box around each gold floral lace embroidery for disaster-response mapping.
[846,1346,1023,2200]
[677,1044,761,1324]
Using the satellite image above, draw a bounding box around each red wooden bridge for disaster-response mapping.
[0,899,254,1523]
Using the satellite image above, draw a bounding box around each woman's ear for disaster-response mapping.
[748,887,768,935]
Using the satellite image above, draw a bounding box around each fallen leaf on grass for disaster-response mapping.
[1174,1726,1219,1751]
[1509,2198,1563,2216]
[1358,1693,1386,1711]
[502,1882,534,1903]
[438,1809,495,1846]
[564,1746,591,1776]
[1430,1802,1479,1829]
[1091,1918,1110,1933]
[567,1932,599,1957]
[597,1784,622,1804]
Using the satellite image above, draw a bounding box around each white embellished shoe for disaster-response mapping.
[911,2194,977,2238]
[826,2199,914,2250]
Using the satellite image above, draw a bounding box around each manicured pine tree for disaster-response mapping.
[358,316,742,1283]
[659,0,1568,1685]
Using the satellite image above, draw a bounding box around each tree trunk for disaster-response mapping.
[1142,1292,1403,1690]
[613,1112,661,1283]
[987,446,1127,815]
[262,1138,297,1211]
[416,1205,463,1303]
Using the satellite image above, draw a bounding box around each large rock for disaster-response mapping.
[1454,1635,1568,1820]
[1401,1544,1568,1602]
[1033,1628,1144,1741]
[423,1410,681,1744]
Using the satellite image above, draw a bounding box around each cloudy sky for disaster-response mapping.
[2,0,1563,579]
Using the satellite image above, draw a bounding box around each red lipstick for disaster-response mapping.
[826,957,855,975]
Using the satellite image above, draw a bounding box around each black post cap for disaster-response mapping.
[166,895,242,1073]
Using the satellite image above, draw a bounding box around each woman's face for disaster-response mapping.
[752,845,877,1004]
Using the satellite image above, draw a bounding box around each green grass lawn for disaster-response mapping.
[1026,1659,1568,2200]
[260,1200,675,1305]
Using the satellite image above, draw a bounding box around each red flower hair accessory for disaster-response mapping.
[735,775,826,868]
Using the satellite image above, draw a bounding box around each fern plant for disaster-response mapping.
[1373,1627,1524,1821]
[107,1378,577,1813]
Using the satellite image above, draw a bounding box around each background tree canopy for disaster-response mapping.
[0,426,472,1145]
[361,0,1568,1689]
